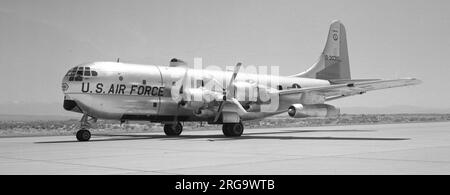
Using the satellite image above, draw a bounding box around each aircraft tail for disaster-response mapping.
[293,20,351,80]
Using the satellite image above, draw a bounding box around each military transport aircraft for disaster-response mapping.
[62,21,421,141]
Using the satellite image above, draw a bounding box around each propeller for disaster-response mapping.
[169,61,246,123]
[213,62,247,123]
[172,61,190,123]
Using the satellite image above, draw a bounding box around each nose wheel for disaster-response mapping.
[75,114,96,141]
[76,129,91,141]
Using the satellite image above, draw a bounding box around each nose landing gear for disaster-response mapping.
[76,114,97,141]
[76,129,91,141]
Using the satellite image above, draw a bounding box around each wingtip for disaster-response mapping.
[404,78,423,85]
[412,78,423,85]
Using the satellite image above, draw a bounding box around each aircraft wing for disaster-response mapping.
[279,78,422,101]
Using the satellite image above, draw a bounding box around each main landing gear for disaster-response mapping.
[76,114,96,141]
[164,122,183,136]
[162,122,244,137]
[222,122,244,137]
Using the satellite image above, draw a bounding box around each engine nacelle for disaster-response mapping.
[288,104,340,118]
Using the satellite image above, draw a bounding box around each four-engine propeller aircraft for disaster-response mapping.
[62,21,421,141]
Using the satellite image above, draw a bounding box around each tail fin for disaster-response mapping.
[293,20,351,80]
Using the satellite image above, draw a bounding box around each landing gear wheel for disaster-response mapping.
[222,124,232,136]
[222,122,244,137]
[76,129,91,141]
[164,122,183,136]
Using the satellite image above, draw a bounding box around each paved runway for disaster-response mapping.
[1,122,450,175]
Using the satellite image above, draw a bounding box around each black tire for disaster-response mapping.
[222,122,244,137]
[164,122,183,136]
[222,124,231,136]
[76,129,91,141]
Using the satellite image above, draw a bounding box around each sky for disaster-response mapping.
[0,0,449,115]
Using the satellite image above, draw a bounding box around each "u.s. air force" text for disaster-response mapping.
[81,82,164,96]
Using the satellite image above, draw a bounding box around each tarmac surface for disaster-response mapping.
[1,122,450,175]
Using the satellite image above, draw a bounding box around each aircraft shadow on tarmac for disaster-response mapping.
[35,129,410,144]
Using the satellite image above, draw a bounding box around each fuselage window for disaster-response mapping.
[84,71,91,76]
[278,85,283,90]
[91,71,98,76]
[143,80,147,85]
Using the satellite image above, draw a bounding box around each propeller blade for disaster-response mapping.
[230,97,248,115]
[226,62,242,99]
[179,67,189,95]
[213,101,226,122]
[213,62,243,123]
[173,66,190,123]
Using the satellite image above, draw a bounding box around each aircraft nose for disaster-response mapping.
[62,66,78,92]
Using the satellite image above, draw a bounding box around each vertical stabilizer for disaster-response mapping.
[293,20,351,80]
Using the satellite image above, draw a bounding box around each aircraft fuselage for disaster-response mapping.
[62,61,330,123]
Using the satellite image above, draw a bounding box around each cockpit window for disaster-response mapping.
[74,76,83,81]
[66,66,98,81]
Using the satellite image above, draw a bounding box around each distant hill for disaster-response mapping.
[0,102,72,115]
[0,114,78,121]
[0,102,79,121]
[340,105,450,114]
[0,102,448,121]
